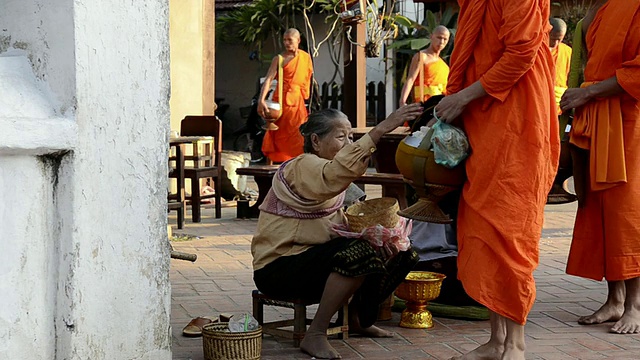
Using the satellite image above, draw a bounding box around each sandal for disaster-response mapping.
[182,316,216,337]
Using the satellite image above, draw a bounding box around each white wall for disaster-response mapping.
[0,0,75,115]
[0,0,172,359]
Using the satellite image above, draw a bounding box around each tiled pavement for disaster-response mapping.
[169,184,640,360]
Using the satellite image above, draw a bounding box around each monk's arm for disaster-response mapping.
[257,57,279,117]
[560,76,625,111]
[399,53,421,105]
[480,0,544,102]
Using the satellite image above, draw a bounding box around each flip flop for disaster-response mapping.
[182,316,216,337]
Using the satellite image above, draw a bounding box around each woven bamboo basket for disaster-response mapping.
[202,322,262,360]
[345,197,399,233]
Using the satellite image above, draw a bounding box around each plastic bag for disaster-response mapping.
[430,120,469,168]
[228,313,260,332]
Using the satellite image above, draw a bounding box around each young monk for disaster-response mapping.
[258,28,314,163]
[560,0,640,334]
[434,1,559,358]
[398,25,450,106]
[549,17,572,114]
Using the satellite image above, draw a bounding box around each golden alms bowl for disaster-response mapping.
[395,271,446,329]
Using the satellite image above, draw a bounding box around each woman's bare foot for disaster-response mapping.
[578,302,624,325]
[349,324,394,338]
[300,331,341,359]
[611,308,640,334]
[449,341,504,360]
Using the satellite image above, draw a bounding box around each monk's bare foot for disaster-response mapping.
[611,308,640,334]
[578,302,624,325]
[448,341,504,360]
[501,344,525,360]
[349,324,393,338]
[300,331,341,359]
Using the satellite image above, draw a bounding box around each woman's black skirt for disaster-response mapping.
[254,237,418,328]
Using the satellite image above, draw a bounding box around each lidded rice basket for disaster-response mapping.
[345,197,399,233]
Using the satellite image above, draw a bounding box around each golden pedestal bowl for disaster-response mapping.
[395,271,446,329]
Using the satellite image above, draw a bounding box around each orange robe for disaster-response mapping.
[262,50,313,163]
[551,43,572,114]
[566,0,640,281]
[412,58,449,102]
[447,0,559,325]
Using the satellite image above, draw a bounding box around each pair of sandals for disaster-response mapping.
[182,317,217,337]
[182,314,232,337]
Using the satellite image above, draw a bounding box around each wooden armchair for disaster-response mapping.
[172,115,223,221]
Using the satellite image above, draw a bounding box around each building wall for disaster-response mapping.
[169,0,206,131]
[0,0,172,359]
[0,0,75,115]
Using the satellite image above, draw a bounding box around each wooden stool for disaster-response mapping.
[251,290,349,347]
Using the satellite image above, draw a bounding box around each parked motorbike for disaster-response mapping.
[232,92,267,163]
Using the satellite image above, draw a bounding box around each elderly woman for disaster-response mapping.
[251,104,423,359]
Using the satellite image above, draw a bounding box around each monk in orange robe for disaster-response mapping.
[258,28,313,163]
[434,1,559,358]
[560,0,640,334]
[549,18,572,114]
[398,26,450,106]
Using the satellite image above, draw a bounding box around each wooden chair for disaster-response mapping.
[168,143,186,229]
[173,115,223,221]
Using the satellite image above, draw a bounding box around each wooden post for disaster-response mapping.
[342,21,367,128]
[202,0,215,115]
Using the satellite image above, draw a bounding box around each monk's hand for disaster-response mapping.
[560,87,593,112]
[257,101,268,118]
[434,93,467,124]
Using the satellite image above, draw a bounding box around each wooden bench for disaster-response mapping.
[236,165,406,218]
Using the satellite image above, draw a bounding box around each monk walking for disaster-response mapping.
[398,25,450,106]
[434,1,559,359]
[258,28,313,163]
[561,0,640,334]
[549,18,572,114]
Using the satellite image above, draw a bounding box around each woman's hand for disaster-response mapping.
[376,243,400,263]
[434,92,468,124]
[560,87,593,112]
[368,103,423,143]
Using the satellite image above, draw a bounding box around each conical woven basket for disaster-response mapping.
[202,322,262,360]
[345,197,400,233]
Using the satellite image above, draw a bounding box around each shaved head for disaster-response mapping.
[284,28,301,38]
[550,18,567,35]
[433,25,450,36]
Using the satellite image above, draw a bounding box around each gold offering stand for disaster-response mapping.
[395,271,446,329]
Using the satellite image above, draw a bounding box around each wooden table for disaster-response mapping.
[352,127,410,174]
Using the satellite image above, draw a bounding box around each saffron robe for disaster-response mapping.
[552,42,572,114]
[447,0,559,325]
[413,58,449,102]
[262,50,313,163]
[566,0,640,281]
